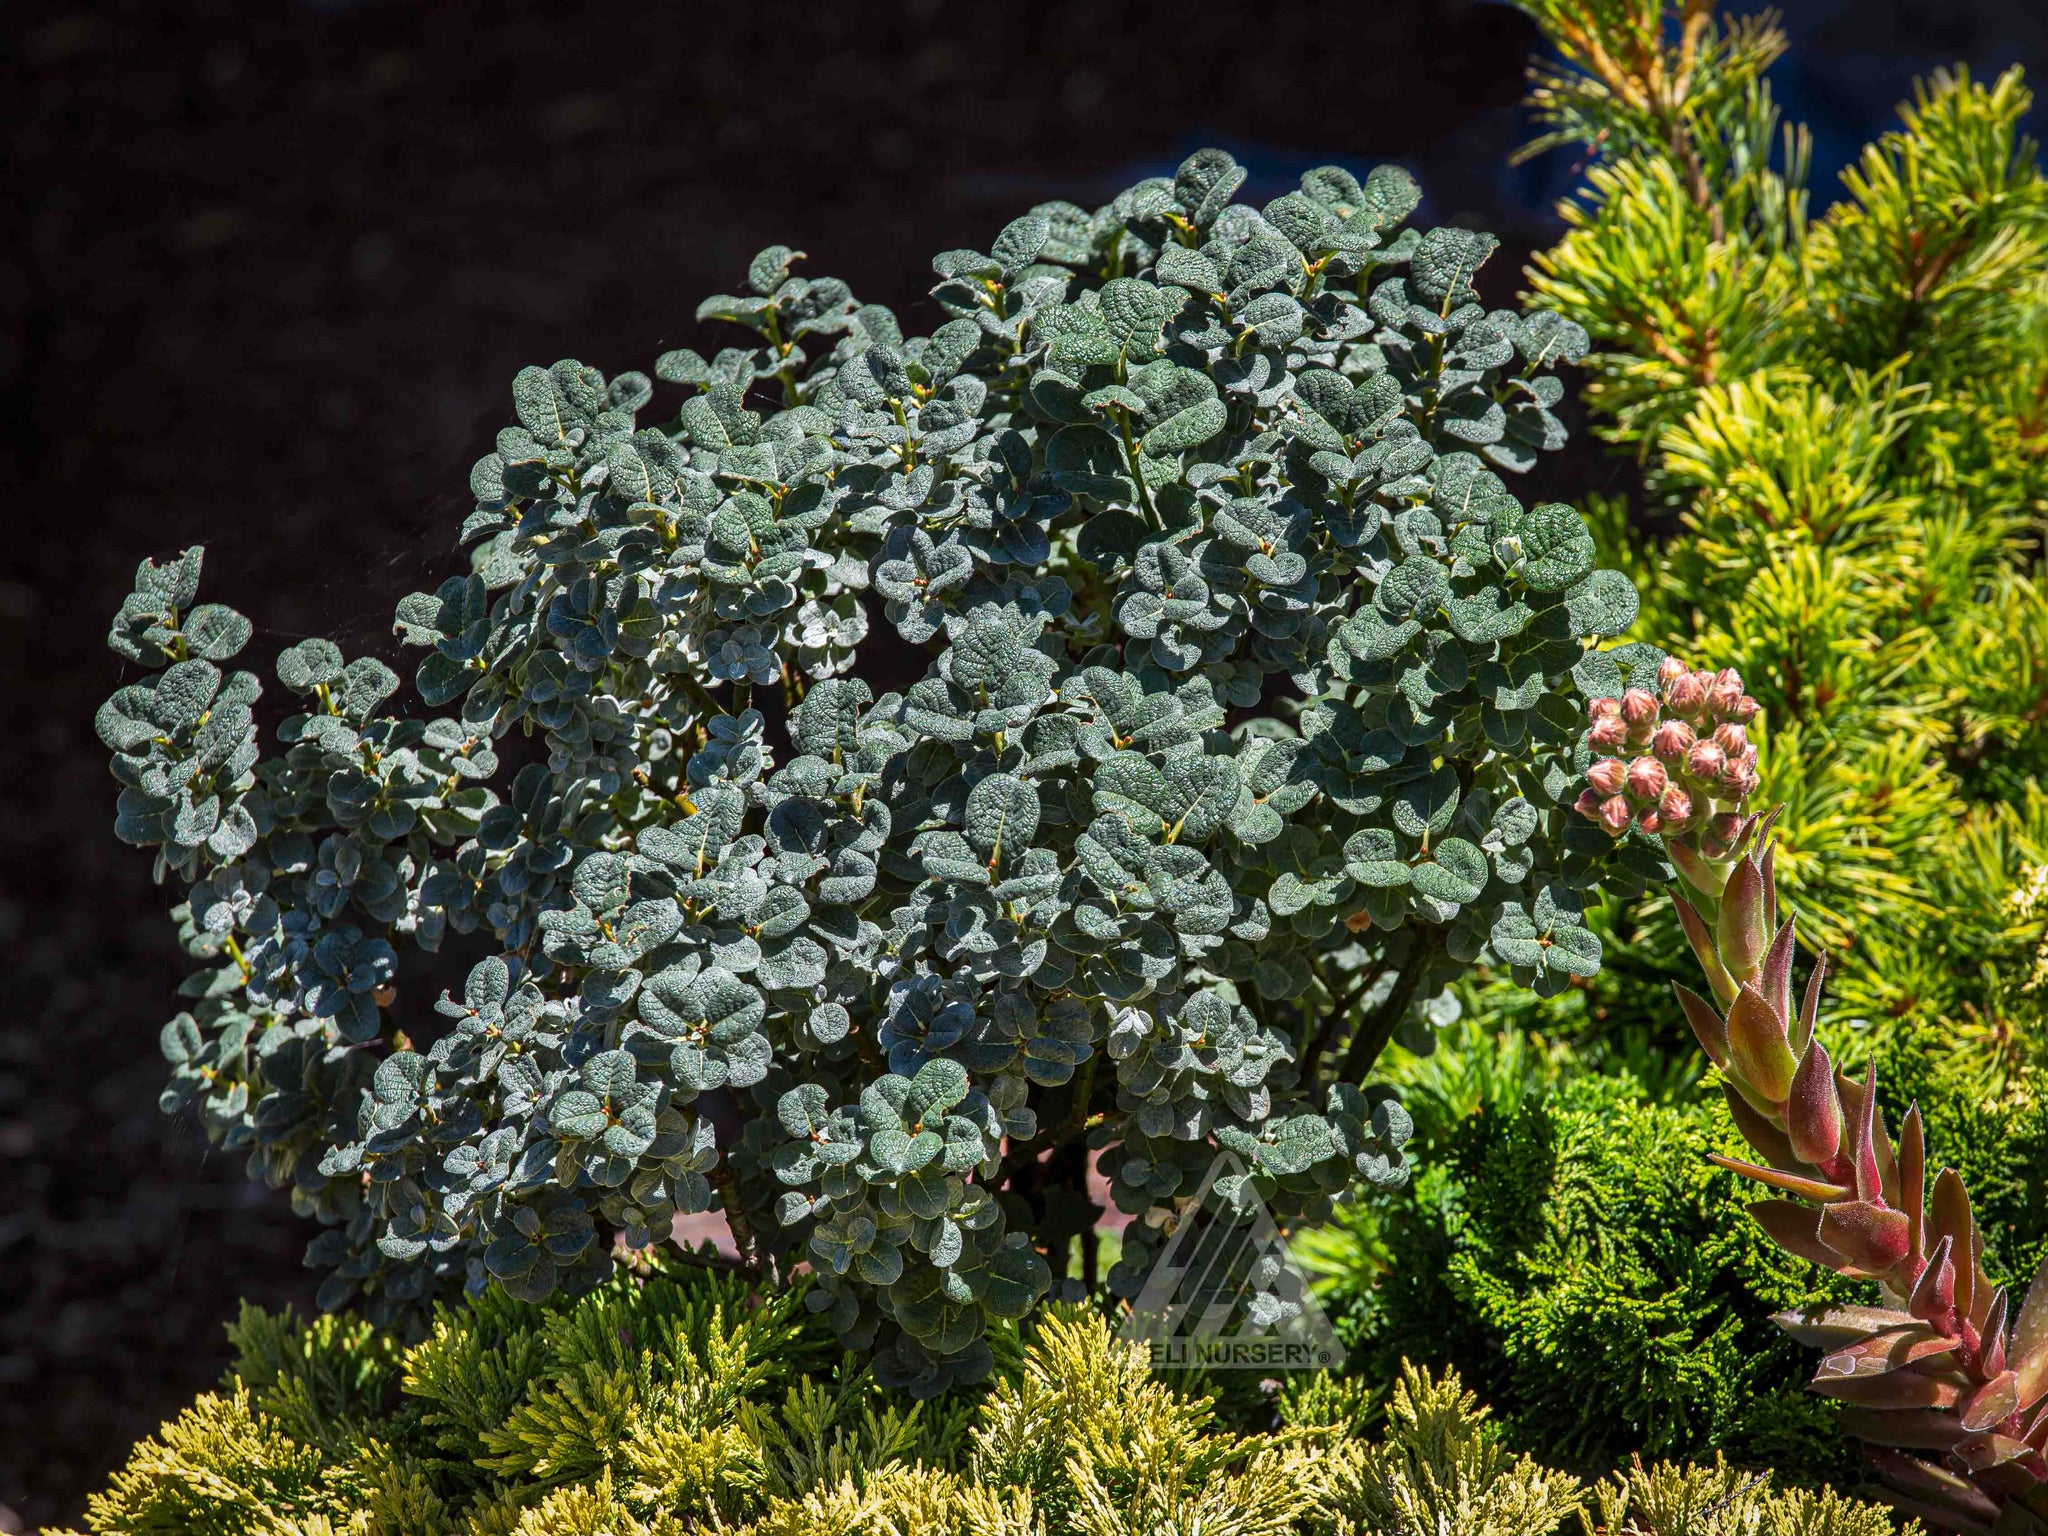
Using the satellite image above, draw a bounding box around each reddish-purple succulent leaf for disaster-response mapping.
[1668,839,1728,901]
[1722,1083,1799,1169]
[1837,1061,1884,1203]
[1725,1067,1790,1125]
[1818,1322,1955,1380]
[1970,1236,1997,1337]
[1901,1103,1926,1268]
[1785,1038,1842,1167]
[1910,1235,1958,1329]
[1865,1447,2002,1526]
[1760,915,1796,1028]
[1726,984,1798,1102]
[1810,1369,1971,1409]
[1869,1489,1998,1536]
[1775,1302,1924,1349]
[1760,839,1778,933]
[1931,1169,1981,1329]
[1673,982,1730,1068]
[1983,1288,2010,1379]
[2014,1254,2048,1410]
[1675,892,1738,1004]
[1959,1371,2021,1434]
[1718,854,1770,979]
[1755,1201,1858,1272]
[1843,1407,1973,1454]
[1954,1428,2033,1471]
[1819,1199,1912,1275]
[1712,1154,1851,1203]
[1872,1090,1900,1209]
[1949,1433,2048,1490]
[1796,952,1827,1057]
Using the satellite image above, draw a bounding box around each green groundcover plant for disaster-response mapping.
[97,146,1665,1393]
[1320,1069,1863,1484]
[56,1256,1910,1536]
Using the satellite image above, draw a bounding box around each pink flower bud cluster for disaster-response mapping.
[1575,663,1762,841]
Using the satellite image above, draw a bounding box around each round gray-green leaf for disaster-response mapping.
[1513,503,1596,592]
[1343,828,1411,887]
[1410,838,1487,905]
[964,773,1041,858]
[1564,567,1640,637]
[1377,555,1450,620]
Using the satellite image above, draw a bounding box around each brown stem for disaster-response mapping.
[668,1240,761,1281]
[1338,930,1446,1082]
[1311,959,1388,1071]
[706,1159,761,1274]
[1002,1050,1099,1182]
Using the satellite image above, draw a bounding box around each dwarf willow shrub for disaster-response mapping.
[98,147,1658,1393]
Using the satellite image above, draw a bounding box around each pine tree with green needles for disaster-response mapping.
[1503,0,2048,1118]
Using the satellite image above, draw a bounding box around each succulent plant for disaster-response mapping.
[1582,665,2048,1535]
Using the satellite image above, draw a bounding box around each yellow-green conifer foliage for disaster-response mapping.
[52,1257,1909,1536]
[1582,1454,1912,1536]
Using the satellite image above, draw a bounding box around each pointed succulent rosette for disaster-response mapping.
[1580,661,2048,1536]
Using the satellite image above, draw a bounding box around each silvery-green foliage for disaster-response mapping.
[99,149,1665,1394]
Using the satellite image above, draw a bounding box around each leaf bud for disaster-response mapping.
[1589,715,1629,749]
[1711,722,1748,757]
[1709,668,1745,717]
[1621,688,1659,728]
[1665,670,1709,717]
[1658,785,1694,827]
[1598,795,1633,837]
[1587,758,1628,797]
[1650,719,1695,766]
[1626,756,1667,801]
[1702,812,1743,859]
[1686,741,1727,781]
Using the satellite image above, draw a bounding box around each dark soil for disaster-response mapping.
[2,0,2037,1526]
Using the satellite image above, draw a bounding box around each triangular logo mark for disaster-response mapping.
[1118,1151,1347,1371]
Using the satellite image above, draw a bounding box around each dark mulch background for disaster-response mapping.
[3,0,2041,1526]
